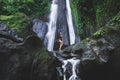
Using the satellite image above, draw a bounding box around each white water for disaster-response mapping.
[57,1,78,79]
[66,0,75,45]
[45,0,58,51]
[45,0,76,51]
[62,58,80,80]
[46,0,79,79]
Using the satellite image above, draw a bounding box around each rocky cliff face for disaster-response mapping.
[0,23,58,80]
[55,26,120,80]
[0,16,120,80]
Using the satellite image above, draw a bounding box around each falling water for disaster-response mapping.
[62,0,80,80]
[53,52,81,80]
[45,0,80,79]
[66,0,75,45]
[45,0,58,51]
[45,0,75,51]
[62,58,80,80]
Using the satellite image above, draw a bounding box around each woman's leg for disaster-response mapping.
[59,41,63,50]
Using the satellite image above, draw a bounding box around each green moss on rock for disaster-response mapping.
[0,12,30,37]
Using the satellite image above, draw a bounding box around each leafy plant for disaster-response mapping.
[0,0,50,16]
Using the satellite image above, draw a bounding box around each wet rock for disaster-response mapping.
[32,19,48,41]
[0,22,23,42]
[50,27,120,80]
[80,29,120,80]
[0,24,57,80]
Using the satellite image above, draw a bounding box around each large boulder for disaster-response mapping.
[55,26,120,80]
[0,23,57,80]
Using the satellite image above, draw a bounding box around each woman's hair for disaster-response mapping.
[58,32,62,40]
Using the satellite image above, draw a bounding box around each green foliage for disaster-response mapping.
[95,0,113,27]
[93,12,120,38]
[70,0,120,39]
[29,0,50,16]
[0,12,30,37]
[71,0,79,34]
[86,38,90,42]
[93,29,104,37]
[0,0,50,16]
[94,0,120,28]
[71,0,84,37]
[110,12,120,27]
[93,27,111,38]
[71,0,79,29]
[0,0,50,37]
[71,0,97,38]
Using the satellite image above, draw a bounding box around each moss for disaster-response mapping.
[70,0,120,39]
[71,0,79,33]
[93,12,120,38]
[95,0,120,27]
[109,12,120,27]
[93,27,111,38]
[36,47,52,63]
[24,36,54,64]
[86,38,91,42]
[0,12,30,37]
[93,29,104,37]
[32,44,54,64]
[71,0,84,36]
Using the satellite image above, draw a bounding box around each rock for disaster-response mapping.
[59,36,115,63]
[0,24,58,80]
[80,29,120,80]
[0,35,58,80]
[0,22,23,43]
[54,29,119,80]
[32,19,48,41]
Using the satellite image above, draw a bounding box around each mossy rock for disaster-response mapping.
[0,12,30,37]
[24,35,54,63]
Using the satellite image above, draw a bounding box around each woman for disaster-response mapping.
[58,32,64,50]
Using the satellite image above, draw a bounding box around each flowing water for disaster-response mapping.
[45,0,58,51]
[66,0,75,45]
[45,0,75,51]
[45,0,80,80]
[62,58,80,80]
[53,52,80,80]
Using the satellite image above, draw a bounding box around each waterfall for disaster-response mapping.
[45,0,58,51]
[53,52,81,80]
[66,0,75,45]
[44,0,76,51]
[62,58,80,80]
[46,0,80,79]
[44,0,80,80]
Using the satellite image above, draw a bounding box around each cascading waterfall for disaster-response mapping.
[45,0,58,51]
[66,0,75,45]
[45,0,75,51]
[62,58,80,80]
[53,52,81,80]
[46,0,80,80]
[61,1,79,80]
